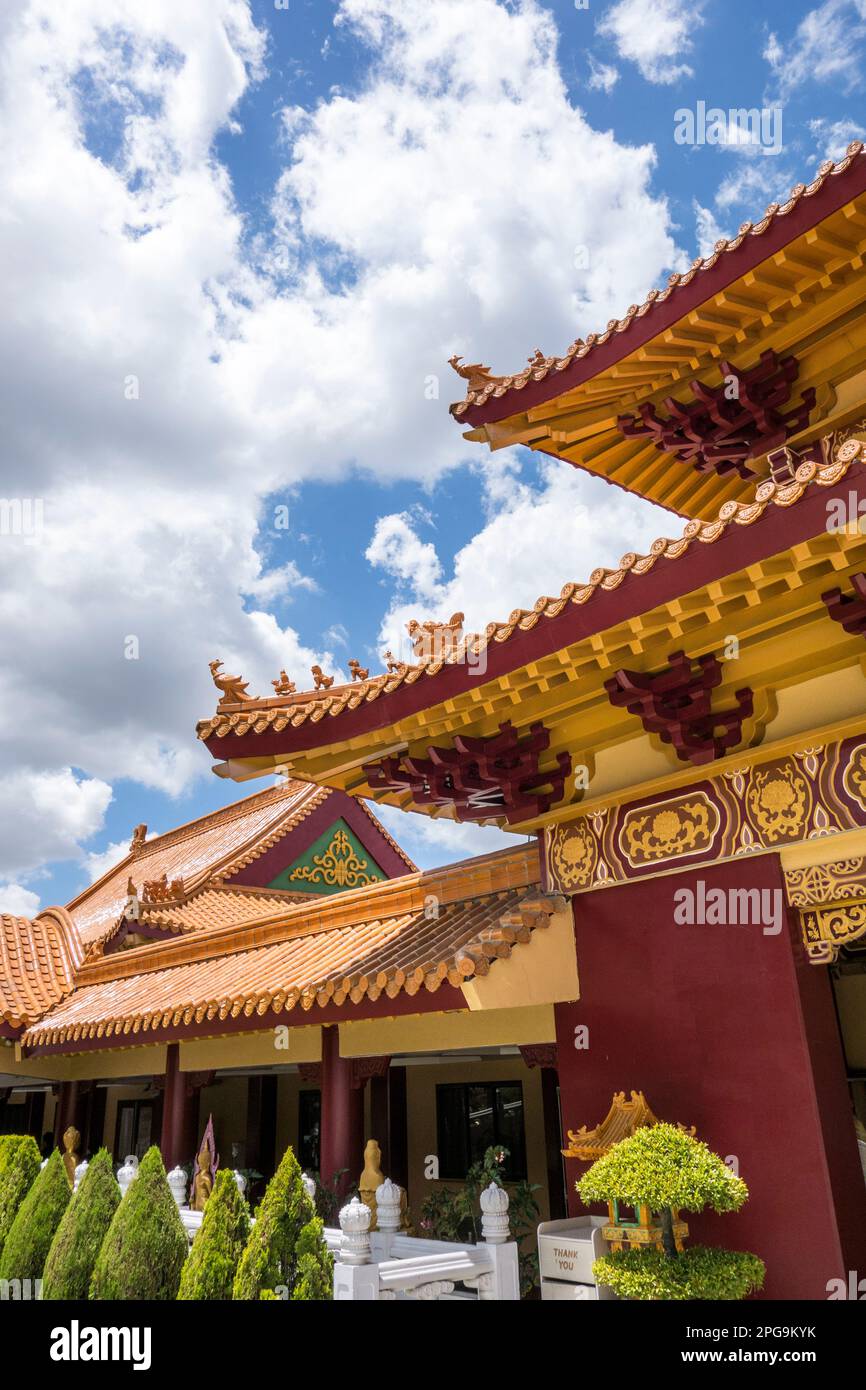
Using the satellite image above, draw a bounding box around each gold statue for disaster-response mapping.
[190,1114,218,1211]
[359,1139,385,1228]
[191,1136,214,1210]
[359,1138,412,1233]
[62,1126,80,1187]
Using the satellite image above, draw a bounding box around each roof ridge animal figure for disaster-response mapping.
[209,659,251,706]
[348,659,369,682]
[311,665,334,691]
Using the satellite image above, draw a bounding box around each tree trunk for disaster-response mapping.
[661,1206,678,1259]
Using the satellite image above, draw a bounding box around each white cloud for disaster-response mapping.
[83,838,133,884]
[694,201,727,258]
[367,453,675,661]
[597,0,704,85]
[0,882,42,917]
[371,799,526,870]
[0,769,113,880]
[765,1,866,97]
[808,116,866,162]
[0,0,685,886]
[586,53,619,95]
[365,512,443,601]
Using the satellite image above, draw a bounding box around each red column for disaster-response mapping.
[319,1025,364,1197]
[53,1080,81,1148]
[160,1043,193,1170]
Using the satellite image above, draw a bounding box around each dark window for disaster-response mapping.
[435,1082,527,1180]
[114,1100,154,1160]
[298,1090,321,1173]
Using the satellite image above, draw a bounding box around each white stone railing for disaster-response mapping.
[327,1179,520,1301]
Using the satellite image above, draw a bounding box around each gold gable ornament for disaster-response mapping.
[289,828,379,890]
[564,1090,694,1255]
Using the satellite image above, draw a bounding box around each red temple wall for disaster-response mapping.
[554,854,866,1300]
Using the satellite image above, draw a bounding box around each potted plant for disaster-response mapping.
[577,1123,765,1300]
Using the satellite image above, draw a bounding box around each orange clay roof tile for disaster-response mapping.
[0,907,83,1030]
[67,780,333,948]
[22,884,555,1046]
[449,144,866,418]
[196,445,861,738]
[22,845,546,1046]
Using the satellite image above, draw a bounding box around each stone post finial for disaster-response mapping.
[338,1195,372,1265]
[480,1181,510,1244]
[375,1177,402,1234]
[300,1171,316,1205]
[234,1170,248,1197]
[117,1154,139,1198]
[73,1159,89,1192]
[167,1165,188,1208]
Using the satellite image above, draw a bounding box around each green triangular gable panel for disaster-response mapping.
[266,818,388,896]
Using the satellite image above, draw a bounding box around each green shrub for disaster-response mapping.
[178,1169,251,1301]
[0,1135,41,1261]
[0,1149,70,1282]
[42,1149,120,1299]
[593,1246,766,1301]
[90,1146,188,1300]
[577,1123,748,1215]
[292,1217,333,1301]
[233,1145,315,1300]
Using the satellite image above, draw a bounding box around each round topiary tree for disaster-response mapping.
[90,1146,188,1300]
[178,1168,251,1300]
[292,1216,333,1301]
[0,1148,71,1283]
[42,1148,121,1299]
[577,1123,765,1301]
[233,1145,317,1300]
[0,1135,42,1262]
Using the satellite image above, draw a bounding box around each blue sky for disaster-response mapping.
[1,0,864,914]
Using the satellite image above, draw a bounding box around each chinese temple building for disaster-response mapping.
[5,145,866,1298]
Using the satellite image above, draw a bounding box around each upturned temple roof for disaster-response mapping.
[196,442,863,743]
[1,779,417,1041]
[0,907,82,1035]
[68,779,412,950]
[449,142,866,520]
[21,843,551,1051]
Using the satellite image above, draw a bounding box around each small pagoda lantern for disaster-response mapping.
[563,1090,692,1254]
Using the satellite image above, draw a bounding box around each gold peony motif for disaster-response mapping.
[549,822,597,890]
[745,762,809,842]
[651,810,683,842]
[621,795,717,866]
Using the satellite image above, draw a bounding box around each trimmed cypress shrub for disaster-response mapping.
[90,1146,188,1300]
[0,1135,41,1261]
[292,1216,333,1301]
[42,1148,121,1299]
[178,1169,250,1301]
[0,1148,70,1282]
[233,1145,315,1300]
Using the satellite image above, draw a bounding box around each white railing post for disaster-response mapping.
[332,1196,380,1301]
[375,1178,402,1258]
[479,1183,520,1301]
[117,1155,139,1198]
[167,1166,187,1208]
